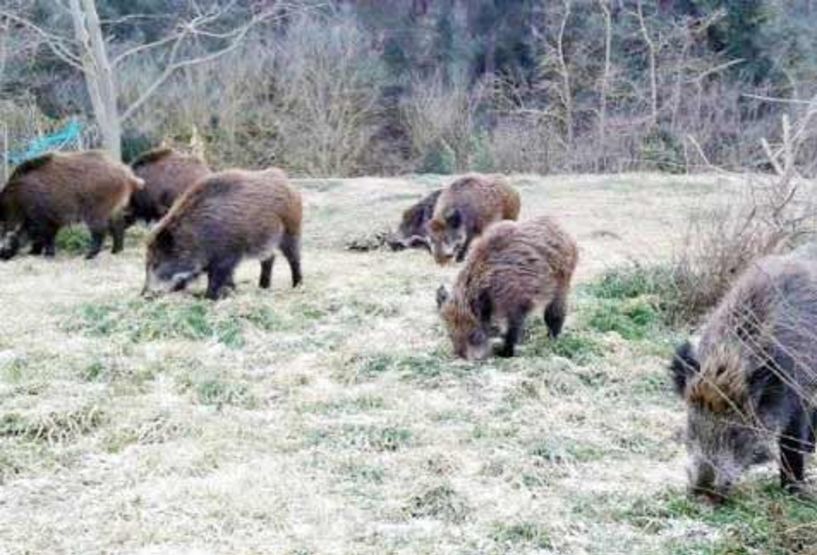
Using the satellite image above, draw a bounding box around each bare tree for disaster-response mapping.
[0,1,294,160]
[68,0,120,158]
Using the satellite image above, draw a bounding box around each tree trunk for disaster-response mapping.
[69,0,121,160]
[598,0,612,171]
[636,0,658,128]
[557,0,573,158]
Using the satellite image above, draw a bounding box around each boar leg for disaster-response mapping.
[28,221,56,257]
[206,257,239,300]
[456,235,474,263]
[259,256,275,289]
[43,232,56,257]
[109,215,126,254]
[29,240,44,256]
[86,229,106,259]
[497,310,526,358]
[545,292,568,338]
[280,233,302,287]
[780,406,810,492]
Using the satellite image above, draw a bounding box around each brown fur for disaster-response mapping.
[427,174,521,264]
[686,344,748,414]
[437,216,578,359]
[386,189,441,251]
[686,256,817,411]
[671,253,817,497]
[144,167,302,300]
[0,150,144,259]
[129,148,210,224]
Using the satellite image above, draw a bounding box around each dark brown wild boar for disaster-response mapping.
[142,168,302,300]
[128,147,210,225]
[386,189,441,252]
[670,254,817,501]
[427,174,520,264]
[436,216,578,360]
[0,150,144,260]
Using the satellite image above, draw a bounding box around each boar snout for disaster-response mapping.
[688,457,735,504]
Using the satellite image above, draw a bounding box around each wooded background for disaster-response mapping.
[2,0,817,177]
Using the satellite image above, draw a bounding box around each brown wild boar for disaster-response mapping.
[427,174,520,264]
[436,216,578,360]
[128,147,210,225]
[0,150,144,260]
[670,254,817,501]
[386,189,441,252]
[142,168,302,300]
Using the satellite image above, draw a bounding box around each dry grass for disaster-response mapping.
[0,173,814,554]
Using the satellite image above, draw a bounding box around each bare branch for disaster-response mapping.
[691,58,745,83]
[111,30,185,68]
[740,93,817,106]
[120,10,280,123]
[0,9,84,71]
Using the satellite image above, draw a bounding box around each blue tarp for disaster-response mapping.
[7,120,83,165]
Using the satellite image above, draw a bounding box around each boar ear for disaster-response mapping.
[436,285,449,310]
[445,208,462,228]
[670,340,699,396]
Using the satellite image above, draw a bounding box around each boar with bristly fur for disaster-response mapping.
[142,168,302,300]
[386,189,441,252]
[427,174,520,264]
[128,147,210,225]
[436,216,578,360]
[670,254,817,502]
[0,150,144,260]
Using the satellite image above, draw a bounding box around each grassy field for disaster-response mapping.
[0,173,815,554]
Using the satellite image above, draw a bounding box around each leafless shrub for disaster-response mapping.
[401,73,486,173]
[268,13,383,176]
[668,104,817,324]
[482,115,554,175]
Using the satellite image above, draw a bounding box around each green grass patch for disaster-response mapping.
[586,298,661,340]
[337,351,457,384]
[0,356,28,383]
[175,375,256,409]
[0,404,105,443]
[55,226,91,255]
[301,394,386,415]
[405,484,469,523]
[491,521,552,549]
[585,263,696,327]
[338,461,386,485]
[622,485,817,554]
[530,436,603,464]
[64,299,316,348]
[307,424,412,452]
[527,329,603,363]
[587,264,676,301]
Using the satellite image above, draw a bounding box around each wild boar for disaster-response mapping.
[436,216,578,360]
[142,167,302,300]
[386,189,441,252]
[427,174,520,264]
[128,147,210,225]
[0,150,144,259]
[671,254,817,501]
